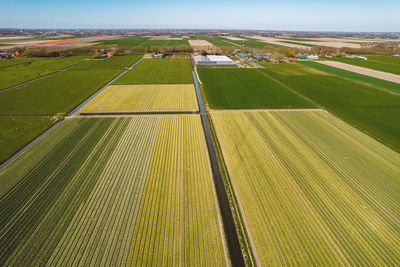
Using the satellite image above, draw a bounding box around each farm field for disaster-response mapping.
[237,36,287,49]
[73,55,142,70]
[189,35,237,47]
[95,36,189,47]
[0,69,121,115]
[0,55,142,162]
[80,84,198,113]
[0,57,36,68]
[211,110,400,266]
[0,116,54,163]
[300,61,400,94]
[115,58,193,84]
[0,55,89,90]
[329,56,400,75]
[0,55,142,116]
[1,55,88,71]
[198,67,316,109]
[0,116,228,266]
[278,37,324,42]
[260,62,400,151]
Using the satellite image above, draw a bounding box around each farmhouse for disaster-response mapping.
[193,55,236,66]
[144,53,165,59]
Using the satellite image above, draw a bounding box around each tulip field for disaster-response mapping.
[211,110,400,266]
[0,116,228,266]
[80,84,198,113]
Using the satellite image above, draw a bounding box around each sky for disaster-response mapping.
[1,0,399,32]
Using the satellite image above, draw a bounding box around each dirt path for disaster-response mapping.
[318,61,400,84]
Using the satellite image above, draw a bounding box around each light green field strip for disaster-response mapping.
[211,110,400,266]
[80,84,199,112]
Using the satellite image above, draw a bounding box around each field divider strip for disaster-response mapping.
[189,56,245,266]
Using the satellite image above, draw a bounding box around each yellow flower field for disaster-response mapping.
[211,110,400,266]
[80,84,198,112]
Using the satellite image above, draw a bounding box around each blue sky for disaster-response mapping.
[1,0,399,32]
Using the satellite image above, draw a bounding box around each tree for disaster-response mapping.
[199,50,208,56]
[286,49,296,58]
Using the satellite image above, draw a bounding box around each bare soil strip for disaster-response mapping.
[76,109,198,115]
[67,114,199,118]
[318,61,400,84]
[251,35,311,49]
[188,40,215,48]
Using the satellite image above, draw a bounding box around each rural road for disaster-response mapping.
[318,61,400,84]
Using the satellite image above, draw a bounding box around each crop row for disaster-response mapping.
[80,84,198,112]
[0,116,228,266]
[211,110,400,266]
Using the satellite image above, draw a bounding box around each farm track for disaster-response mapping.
[211,110,400,266]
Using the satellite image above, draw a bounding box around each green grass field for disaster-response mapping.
[1,56,88,71]
[261,62,400,151]
[190,35,237,47]
[0,116,54,163]
[0,57,37,69]
[198,67,316,109]
[115,58,193,84]
[0,56,89,90]
[0,55,141,115]
[0,69,121,115]
[212,110,400,266]
[329,56,400,75]
[73,55,142,70]
[95,36,189,47]
[0,116,228,266]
